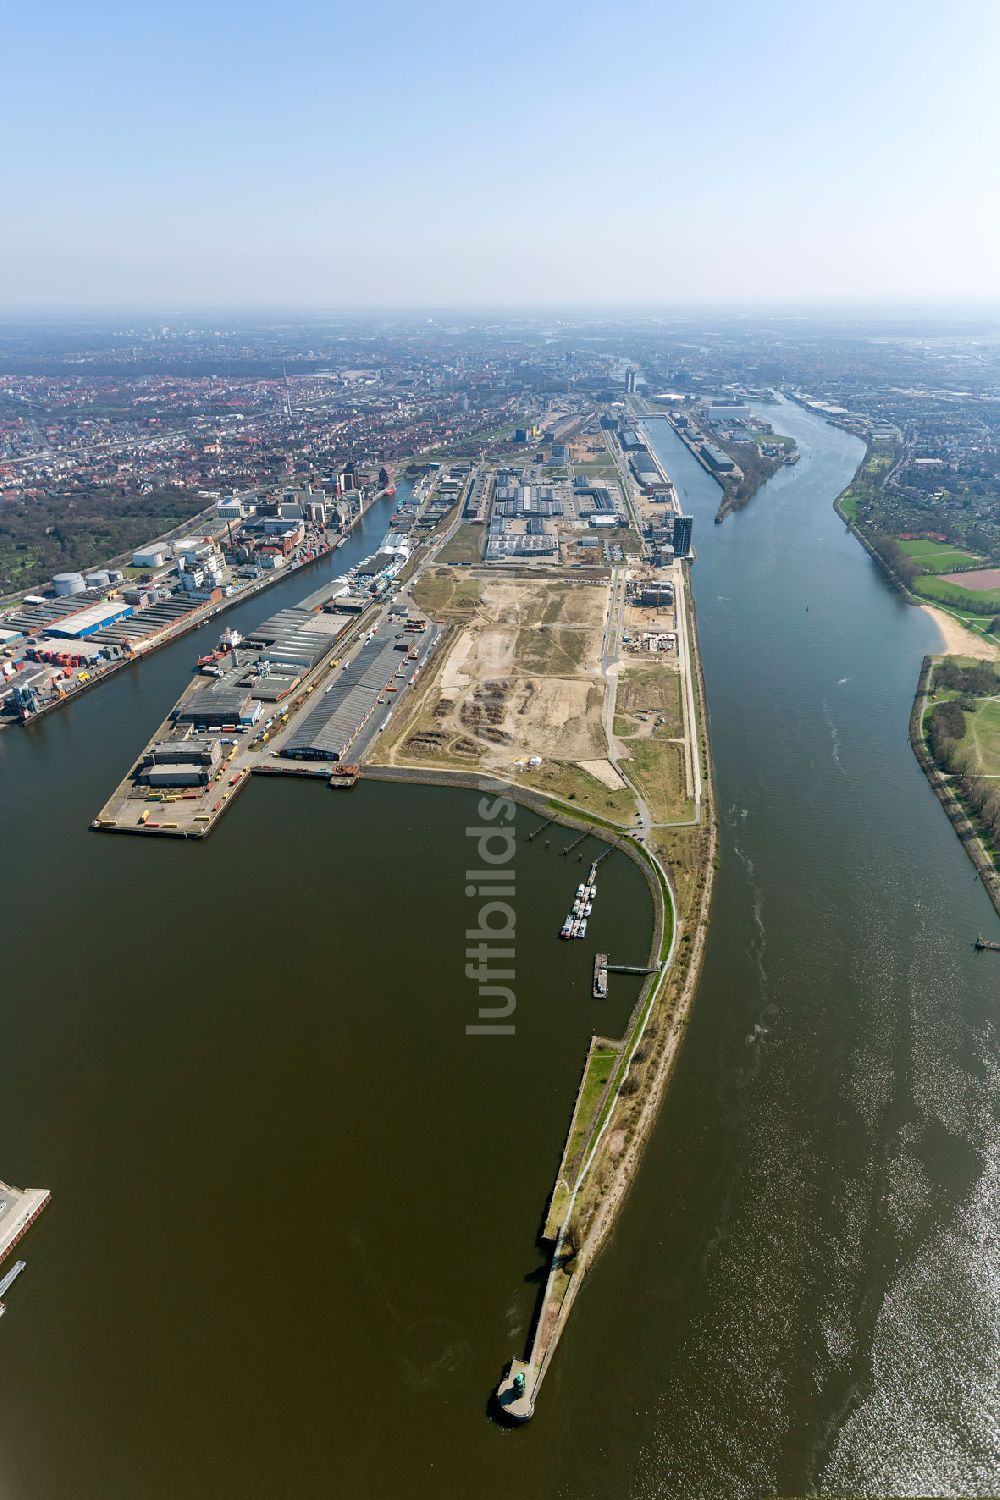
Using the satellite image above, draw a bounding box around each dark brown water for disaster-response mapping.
[2,410,999,1498]
[0,481,653,1498]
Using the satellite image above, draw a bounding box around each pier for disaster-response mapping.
[592,953,608,999]
[559,862,599,941]
[526,816,556,843]
[0,1182,50,1268]
[92,574,441,840]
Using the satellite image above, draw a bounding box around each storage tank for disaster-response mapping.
[53,572,85,596]
[84,570,112,589]
[131,547,167,569]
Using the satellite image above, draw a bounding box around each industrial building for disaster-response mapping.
[484,531,558,560]
[283,625,416,761]
[131,546,170,569]
[576,485,621,520]
[46,601,135,638]
[492,484,563,519]
[174,683,260,728]
[701,443,735,473]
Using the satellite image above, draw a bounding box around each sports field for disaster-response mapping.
[897,537,983,572]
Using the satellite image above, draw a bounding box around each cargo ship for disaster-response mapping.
[197,627,243,670]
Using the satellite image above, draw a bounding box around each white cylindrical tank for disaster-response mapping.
[84,570,112,589]
[53,572,85,596]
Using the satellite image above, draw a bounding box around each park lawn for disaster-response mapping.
[966,698,1000,776]
[914,574,1000,614]
[897,537,984,572]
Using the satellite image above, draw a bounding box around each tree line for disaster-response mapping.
[927,684,1000,847]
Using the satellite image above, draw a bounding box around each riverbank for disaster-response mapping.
[920,603,999,661]
[496,579,716,1421]
[908,655,1000,918]
[831,443,1000,658]
[638,402,791,523]
[0,486,394,735]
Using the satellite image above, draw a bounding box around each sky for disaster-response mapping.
[4,0,1000,311]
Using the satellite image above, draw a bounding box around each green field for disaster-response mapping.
[966,698,1000,774]
[914,573,1000,614]
[573,458,618,475]
[624,737,692,823]
[897,537,983,572]
[436,524,483,566]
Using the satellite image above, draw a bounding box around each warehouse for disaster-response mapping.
[242,604,338,672]
[174,682,260,727]
[45,601,135,638]
[484,532,558,559]
[701,443,735,473]
[283,627,407,760]
[145,762,212,788]
[147,738,222,768]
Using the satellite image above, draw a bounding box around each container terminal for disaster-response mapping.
[92,535,442,838]
[0,1182,50,1269]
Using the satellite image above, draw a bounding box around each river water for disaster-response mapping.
[1,414,998,1498]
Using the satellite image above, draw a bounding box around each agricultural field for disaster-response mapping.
[897,537,984,573]
[914,573,1000,615]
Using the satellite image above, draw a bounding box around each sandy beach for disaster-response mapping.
[920,604,999,660]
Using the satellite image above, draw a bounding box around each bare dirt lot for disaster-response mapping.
[379,576,611,769]
[941,566,1000,590]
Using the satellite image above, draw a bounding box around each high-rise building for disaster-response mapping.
[624,367,637,394]
[672,513,694,558]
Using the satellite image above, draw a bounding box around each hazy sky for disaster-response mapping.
[5,0,1000,309]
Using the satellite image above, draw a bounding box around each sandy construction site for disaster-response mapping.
[380,576,612,769]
